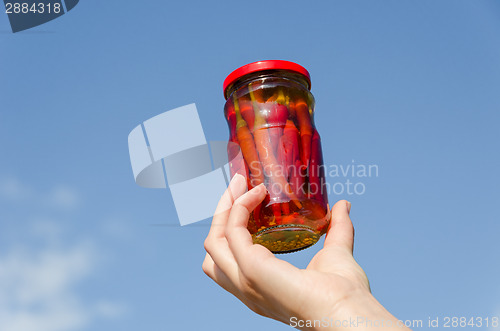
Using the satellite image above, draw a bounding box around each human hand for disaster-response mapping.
[202,174,410,330]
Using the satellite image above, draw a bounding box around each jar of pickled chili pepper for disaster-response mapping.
[223,60,330,253]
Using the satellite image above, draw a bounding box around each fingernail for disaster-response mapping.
[251,183,267,194]
[229,174,247,193]
[346,201,351,214]
[231,173,245,184]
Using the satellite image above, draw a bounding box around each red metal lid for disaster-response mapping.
[223,60,311,99]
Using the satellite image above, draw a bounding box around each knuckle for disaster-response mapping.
[203,238,213,253]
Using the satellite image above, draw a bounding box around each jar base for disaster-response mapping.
[252,224,320,254]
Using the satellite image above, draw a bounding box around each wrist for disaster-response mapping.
[321,290,409,331]
[288,289,408,331]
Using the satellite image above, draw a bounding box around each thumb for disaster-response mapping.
[323,200,354,253]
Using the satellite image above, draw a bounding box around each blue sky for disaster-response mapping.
[1,0,499,330]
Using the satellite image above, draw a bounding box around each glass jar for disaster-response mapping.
[223,60,330,253]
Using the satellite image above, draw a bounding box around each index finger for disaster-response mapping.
[224,183,268,258]
[208,173,247,239]
[225,185,301,273]
[224,185,304,301]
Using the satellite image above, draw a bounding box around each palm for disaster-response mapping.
[280,246,371,322]
[308,246,370,291]
[202,178,404,330]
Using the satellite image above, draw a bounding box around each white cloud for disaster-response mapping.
[100,217,133,241]
[0,176,33,200]
[0,228,127,331]
[0,176,81,211]
[94,301,128,319]
[0,243,92,331]
[29,219,64,242]
[0,177,128,330]
[44,185,81,210]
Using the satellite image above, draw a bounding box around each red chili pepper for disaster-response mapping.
[275,135,292,226]
[280,213,297,225]
[256,90,289,155]
[232,94,265,186]
[281,202,290,216]
[281,212,305,225]
[249,86,302,209]
[291,158,306,200]
[267,103,288,155]
[268,170,286,223]
[225,102,237,140]
[259,194,272,229]
[226,100,242,173]
[298,200,328,225]
[295,100,313,170]
[271,203,282,224]
[226,100,255,219]
[277,135,287,179]
[239,99,255,131]
[288,100,297,119]
[282,120,300,168]
[268,103,288,125]
[278,120,305,200]
[308,129,327,205]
